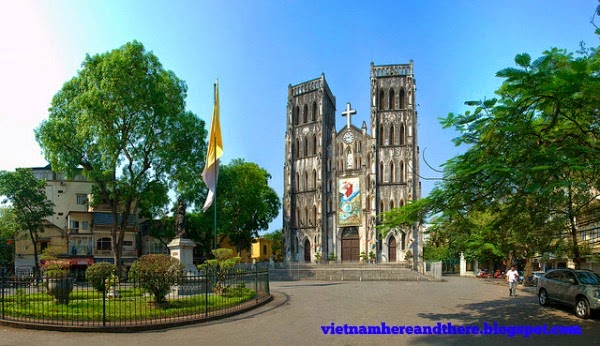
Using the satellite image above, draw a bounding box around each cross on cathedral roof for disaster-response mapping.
[341,102,356,129]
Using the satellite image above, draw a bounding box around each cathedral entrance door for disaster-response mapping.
[304,239,311,262]
[389,236,397,262]
[341,227,359,262]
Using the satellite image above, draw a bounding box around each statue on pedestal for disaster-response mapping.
[175,197,187,239]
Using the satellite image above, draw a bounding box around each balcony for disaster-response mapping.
[94,249,137,257]
[67,228,92,235]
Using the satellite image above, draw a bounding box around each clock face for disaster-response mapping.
[343,131,355,144]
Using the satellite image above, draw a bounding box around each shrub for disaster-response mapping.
[199,248,241,295]
[86,262,117,293]
[128,254,184,304]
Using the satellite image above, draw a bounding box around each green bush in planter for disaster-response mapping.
[129,254,184,304]
[86,262,117,293]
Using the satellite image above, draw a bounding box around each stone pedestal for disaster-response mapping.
[168,237,198,274]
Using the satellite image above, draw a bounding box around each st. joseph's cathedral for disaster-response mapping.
[283,62,422,264]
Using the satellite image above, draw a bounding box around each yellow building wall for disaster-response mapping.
[216,236,272,262]
[251,239,273,261]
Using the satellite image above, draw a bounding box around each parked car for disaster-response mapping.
[537,269,600,319]
[531,271,545,285]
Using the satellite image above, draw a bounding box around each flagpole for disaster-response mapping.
[213,81,218,250]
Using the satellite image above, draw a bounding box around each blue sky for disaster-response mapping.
[0,0,598,232]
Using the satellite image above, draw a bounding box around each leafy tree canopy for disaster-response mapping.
[213,159,281,254]
[35,41,207,271]
[0,169,54,276]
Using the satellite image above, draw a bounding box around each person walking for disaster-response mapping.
[506,265,519,297]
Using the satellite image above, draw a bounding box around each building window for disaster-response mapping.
[303,104,308,123]
[311,101,317,121]
[400,123,406,145]
[81,221,89,230]
[313,135,317,155]
[389,88,395,110]
[97,237,112,251]
[304,171,309,190]
[389,125,395,145]
[263,245,267,255]
[70,220,79,229]
[400,161,406,183]
[378,89,385,110]
[399,89,405,109]
[296,138,301,157]
[295,106,300,125]
[76,194,88,205]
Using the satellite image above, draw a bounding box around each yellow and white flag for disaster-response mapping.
[202,81,223,212]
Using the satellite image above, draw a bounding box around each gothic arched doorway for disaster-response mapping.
[341,227,359,262]
[304,239,311,262]
[388,235,397,262]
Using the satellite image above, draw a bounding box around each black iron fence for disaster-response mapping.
[0,268,270,331]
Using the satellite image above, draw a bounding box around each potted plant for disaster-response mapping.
[41,248,74,305]
[327,252,337,264]
[314,252,322,264]
[359,251,368,264]
[369,251,376,264]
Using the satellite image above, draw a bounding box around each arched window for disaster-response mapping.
[399,89,405,109]
[296,138,301,157]
[379,125,384,145]
[379,162,384,183]
[389,88,395,110]
[295,106,300,125]
[311,101,317,121]
[400,199,405,207]
[389,125,395,145]
[380,200,385,213]
[313,205,317,226]
[358,156,362,168]
[379,89,385,110]
[296,172,300,191]
[296,208,301,226]
[303,104,308,123]
[390,200,395,210]
[399,123,406,145]
[400,161,406,183]
[304,207,309,226]
[97,237,112,251]
[304,138,308,157]
[312,169,317,189]
[390,160,395,182]
[313,135,317,155]
[304,171,309,190]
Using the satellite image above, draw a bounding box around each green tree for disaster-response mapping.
[436,41,600,268]
[0,169,54,278]
[214,159,281,255]
[263,229,283,261]
[0,207,17,270]
[199,248,241,295]
[36,41,207,273]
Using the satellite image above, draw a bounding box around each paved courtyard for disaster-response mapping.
[1,276,598,345]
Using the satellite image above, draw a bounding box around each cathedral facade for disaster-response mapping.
[283,62,421,264]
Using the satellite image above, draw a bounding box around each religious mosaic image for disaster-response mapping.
[338,177,360,226]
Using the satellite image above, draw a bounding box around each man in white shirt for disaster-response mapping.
[506,265,519,297]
